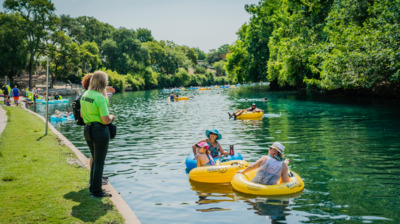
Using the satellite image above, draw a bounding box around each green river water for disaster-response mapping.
[29,85,400,223]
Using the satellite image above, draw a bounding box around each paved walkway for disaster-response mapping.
[0,105,7,137]
[0,101,141,224]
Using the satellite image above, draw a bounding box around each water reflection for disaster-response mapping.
[189,178,303,223]
[189,180,235,212]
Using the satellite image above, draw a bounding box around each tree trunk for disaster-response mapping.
[51,73,55,89]
[28,56,34,89]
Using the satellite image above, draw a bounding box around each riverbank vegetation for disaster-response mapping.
[226,0,400,97]
[0,106,123,223]
[1,0,399,97]
[0,0,229,91]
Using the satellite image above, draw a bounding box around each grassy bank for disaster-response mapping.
[0,106,124,223]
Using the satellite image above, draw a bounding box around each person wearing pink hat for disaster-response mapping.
[238,142,289,185]
[195,142,216,167]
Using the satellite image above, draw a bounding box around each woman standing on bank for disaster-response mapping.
[81,71,115,198]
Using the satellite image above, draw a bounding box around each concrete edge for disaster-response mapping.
[19,101,141,224]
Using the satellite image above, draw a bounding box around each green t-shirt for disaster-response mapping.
[80,90,109,124]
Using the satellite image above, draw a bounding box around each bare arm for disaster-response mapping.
[196,156,202,167]
[192,144,197,156]
[238,156,267,174]
[218,142,229,155]
[281,163,290,183]
[101,114,115,125]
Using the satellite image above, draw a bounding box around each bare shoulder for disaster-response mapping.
[258,156,269,163]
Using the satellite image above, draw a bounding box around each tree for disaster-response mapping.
[4,0,56,88]
[206,49,220,64]
[179,46,198,65]
[194,48,206,61]
[226,40,248,83]
[136,28,154,43]
[217,44,230,60]
[47,30,80,88]
[0,12,28,84]
[213,60,226,76]
[80,41,101,73]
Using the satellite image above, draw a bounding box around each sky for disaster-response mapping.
[1,0,260,52]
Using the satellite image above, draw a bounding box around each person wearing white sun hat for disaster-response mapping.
[237,142,289,185]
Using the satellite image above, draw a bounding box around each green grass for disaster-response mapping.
[0,106,124,223]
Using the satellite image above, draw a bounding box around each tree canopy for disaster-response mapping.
[226,0,400,95]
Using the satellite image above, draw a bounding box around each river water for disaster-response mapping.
[28,86,400,223]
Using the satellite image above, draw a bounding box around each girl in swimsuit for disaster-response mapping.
[195,142,215,167]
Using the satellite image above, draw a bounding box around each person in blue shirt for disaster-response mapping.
[12,85,19,106]
[170,91,175,100]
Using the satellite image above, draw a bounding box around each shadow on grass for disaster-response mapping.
[36,135,46,141]
[64,188,111,222]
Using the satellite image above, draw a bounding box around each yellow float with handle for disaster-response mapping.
[231,169,304,196]
[189,160,250,183]
[236,111,264,120]
[175,96,189,101]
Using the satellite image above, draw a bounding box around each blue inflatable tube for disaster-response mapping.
[185,153,243,171]
[50,114,74,122]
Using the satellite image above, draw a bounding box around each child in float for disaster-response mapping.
[65,107,72,116]
[170,91,175,100]
[55,110,63,118]
[196,142,215,167]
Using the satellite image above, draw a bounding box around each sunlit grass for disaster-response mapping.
[0,106,124,223]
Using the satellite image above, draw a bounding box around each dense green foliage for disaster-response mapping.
[1,0,231,91]
[3,0,56,88]
[227,0,400,94]
[0,12,27,84]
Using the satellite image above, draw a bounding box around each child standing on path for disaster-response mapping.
[12,85,19,106]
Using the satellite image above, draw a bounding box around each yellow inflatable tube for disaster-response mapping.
[236,111,264,120]
[231,169,304,196]
[189,160,249,183]
[175,96,189,101]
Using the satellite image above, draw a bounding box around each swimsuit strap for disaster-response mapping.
[207,154,215,165]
